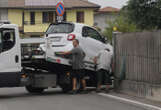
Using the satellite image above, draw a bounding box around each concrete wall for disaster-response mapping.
[117,80,161,102]
[114,31,161,101]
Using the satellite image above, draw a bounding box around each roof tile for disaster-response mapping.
[98,7,120,13]
[0,0,100,9]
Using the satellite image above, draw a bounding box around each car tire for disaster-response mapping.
[25,85,45,93]
[60,84,72,93]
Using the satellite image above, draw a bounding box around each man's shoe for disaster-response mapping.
[80,90,88,94]
[69,90,77,95]
[77,89,83,93]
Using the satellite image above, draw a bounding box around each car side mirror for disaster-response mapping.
[102,37,108,43]
[104,37,108,42]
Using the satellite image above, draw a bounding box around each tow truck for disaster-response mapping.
[0,21,113,93]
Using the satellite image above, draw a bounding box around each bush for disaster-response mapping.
[103,14,139,42]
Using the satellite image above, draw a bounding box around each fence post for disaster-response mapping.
[113,31,121,91]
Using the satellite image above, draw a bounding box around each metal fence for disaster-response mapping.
[114,31,161,85]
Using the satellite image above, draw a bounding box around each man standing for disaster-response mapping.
[60,39,86,94]
[94,48,113,93]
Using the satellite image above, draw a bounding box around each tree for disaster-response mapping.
[103,14,139,42]
[125,0,161,29]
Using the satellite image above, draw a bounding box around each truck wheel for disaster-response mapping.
[25,85,45,93]
[61,84,72,93]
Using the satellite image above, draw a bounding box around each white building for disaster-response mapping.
[94,7,120,31]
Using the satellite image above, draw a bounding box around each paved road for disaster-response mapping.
[0,88,146,110]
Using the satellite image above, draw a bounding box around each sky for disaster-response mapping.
[88,0,129,9]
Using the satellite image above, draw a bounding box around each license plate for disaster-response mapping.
[50,37,61,42]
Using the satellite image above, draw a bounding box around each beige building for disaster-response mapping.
[0,0,99,37]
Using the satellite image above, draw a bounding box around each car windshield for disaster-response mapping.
[46,23,74,34]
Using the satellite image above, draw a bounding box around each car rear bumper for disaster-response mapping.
[46,56,71,66]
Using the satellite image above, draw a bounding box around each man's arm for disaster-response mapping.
[60,51,72,55]
[93,51,101,64]
[93,56,98,64]
[58,48,77,55]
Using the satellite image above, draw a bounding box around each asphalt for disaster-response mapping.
[0,87,147,110]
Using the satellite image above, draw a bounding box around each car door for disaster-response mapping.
[0,27,21,73]
[80,26,105,68]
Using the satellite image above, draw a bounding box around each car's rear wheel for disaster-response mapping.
[60,84,72,93]
[25,85,45,93]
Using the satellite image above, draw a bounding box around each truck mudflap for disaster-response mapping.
[0,72,21,87]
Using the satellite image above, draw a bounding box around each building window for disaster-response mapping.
[43,12,48,23]
[43,12,54,23]
[77,11,84,23]
[30,12,35,25]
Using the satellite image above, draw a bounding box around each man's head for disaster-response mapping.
[72,39,79,47]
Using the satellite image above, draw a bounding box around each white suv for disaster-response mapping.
[45,22,113,71]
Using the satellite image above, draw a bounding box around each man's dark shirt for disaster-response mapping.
[71,46,85,70]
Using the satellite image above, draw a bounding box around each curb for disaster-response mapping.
[99,93,161,110]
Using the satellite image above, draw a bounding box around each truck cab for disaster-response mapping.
[0,23,21,87]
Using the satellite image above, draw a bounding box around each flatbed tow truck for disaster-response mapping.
[0,21,113,93]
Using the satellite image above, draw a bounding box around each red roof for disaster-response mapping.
[98,7,120,13]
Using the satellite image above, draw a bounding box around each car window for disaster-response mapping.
[1,29,15,52]
[46,23,74,34]
[82,27,103,42]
